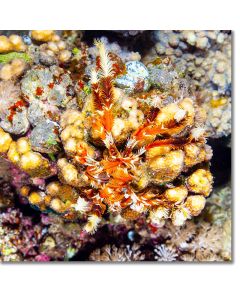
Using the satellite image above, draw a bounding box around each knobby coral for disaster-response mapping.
[0,39,214,235]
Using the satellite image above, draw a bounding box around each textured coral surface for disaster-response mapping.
[0,30,231,262]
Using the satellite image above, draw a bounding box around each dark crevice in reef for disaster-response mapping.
[82,30,155,56]
[70,224,144,261]
[208,136,231,188]
[13,195,42,222]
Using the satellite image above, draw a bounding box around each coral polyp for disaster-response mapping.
[0,38,214,235]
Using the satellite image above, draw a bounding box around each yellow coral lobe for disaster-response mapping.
[156,102,182,125]
[154,98,195,136]
[29,192,44,206]
[149,150,185,183]
[171,207,190,226]
[184,143,208,167]
[146,145,171,159]
[164,186,188,203]
[19,186,30,197]
[0,58,26,80]
[20,152,42,170]
[31,30,56,42]
[149,206,169,224]
[64,137,78,154]
[16,137,31,154]
[0,35,12,52]
[132,166,149,190]
[185,195,206,216]
[0,128,12,153]
[210,98,228,108]
[46,181,61,196]
[49,198,63,213]
[58,50,71,63]
[7,142,20,163]
[58,158,88,187]
[187,169,213,196]
[0,34,26,53]
[58,159,79,182]
[43,195,52,206]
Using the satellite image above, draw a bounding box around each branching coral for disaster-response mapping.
[154,220,229,261]
[154,244,178,261]
[89,243,145,262]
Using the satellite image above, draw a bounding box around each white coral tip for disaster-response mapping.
[84,214,102,234]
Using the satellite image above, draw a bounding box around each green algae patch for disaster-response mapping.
[0,52,32,64]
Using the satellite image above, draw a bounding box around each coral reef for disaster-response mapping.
[144,30,231,138]
[21,41,212,231]
[0,30,231,262]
